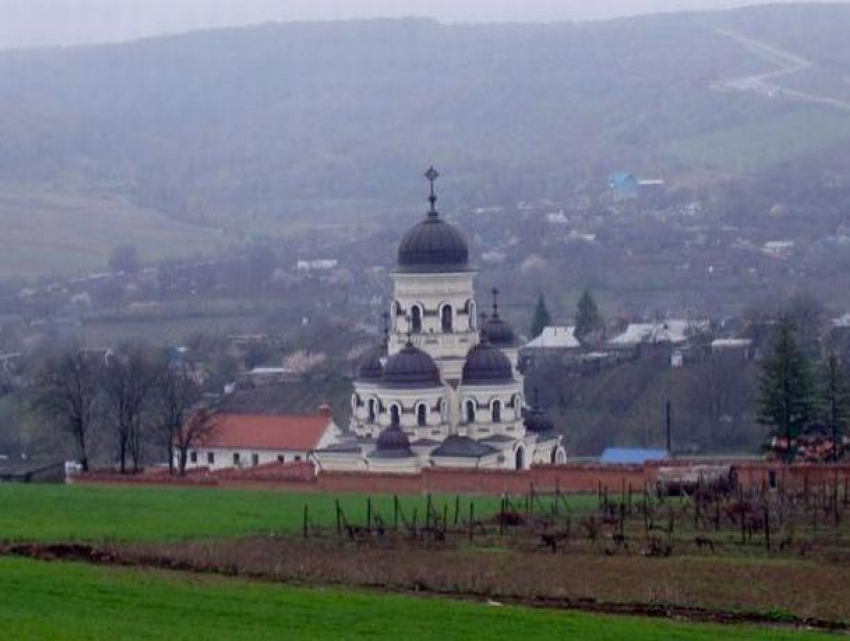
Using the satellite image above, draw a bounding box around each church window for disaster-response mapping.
[391,404,401,427]
[278,455,285,463]
[251,453,259,467]
[492,400,502,423]
[466,300,476,330]
[441,305,453,332]
[368,399,377,423]
[466,400,476,424]
[411,305,423,333]
[190,451,197,464]
[233,452,241,466]
[207,452,215,465]
[417,403,427,427]
[515,447,525,470]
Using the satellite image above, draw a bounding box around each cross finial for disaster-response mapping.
[424,166,439,216]
[491,287,500,318]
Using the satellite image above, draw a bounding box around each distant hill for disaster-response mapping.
[0,4,849,227]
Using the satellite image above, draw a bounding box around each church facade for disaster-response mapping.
[313,168,565,473]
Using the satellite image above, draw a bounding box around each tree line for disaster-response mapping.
[758,315,850,462]
[34,342,216,475]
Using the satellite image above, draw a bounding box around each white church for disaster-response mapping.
[314,168,565,473]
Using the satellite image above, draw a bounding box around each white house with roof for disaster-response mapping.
[180,405,340,471]
[523,326,581,351]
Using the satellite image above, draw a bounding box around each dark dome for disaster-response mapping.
[358,345,385,382]
[397,214,469,272]
[381,343,442,387]
[462,338,513,385]
[483,315,516,347]
[524,390,555,434]
[524,406,555,434]
[373,424,415,458]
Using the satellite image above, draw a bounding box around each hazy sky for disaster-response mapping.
[0,0,839,50]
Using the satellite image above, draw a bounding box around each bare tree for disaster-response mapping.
[34,349,100,472]
[156,364,203,473]
[174,407,218,476]
[102,344,160,473]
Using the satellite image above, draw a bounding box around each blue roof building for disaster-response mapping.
[600,447,669,464]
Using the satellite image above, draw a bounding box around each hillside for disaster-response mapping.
[0,188,222,280]
[1,4,849,230]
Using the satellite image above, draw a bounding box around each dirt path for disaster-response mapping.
[713,30,850,112]
[3,540,848,634]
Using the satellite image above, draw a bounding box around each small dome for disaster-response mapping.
[397,215,469,272]
[372,424,415,458]
[462,337,513,385]
[483,315,516,347]
[524,407,555,434]
[381,343,442,387]
[524,391,555,434]
[358,345,385,381]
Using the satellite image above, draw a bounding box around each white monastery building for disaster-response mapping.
[183,405,340,471]
[313,168,565,474]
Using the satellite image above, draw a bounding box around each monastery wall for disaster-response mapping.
[75,460,850,495]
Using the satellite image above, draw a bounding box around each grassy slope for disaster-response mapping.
[0,557,829,641]
[0,188,221,279]
[667,107,850,173]
[0,484,598,542]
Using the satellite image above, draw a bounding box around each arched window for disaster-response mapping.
[466,400,476,424]
[465,300,476,331]
[367,399,377,423]
[441,305,453,333]
[411,305,422,333]
[390,404,401,427]
[392,302,402,330]
[515,447,525,470]
[492,400,502,423]
[417,403,427,427]
[513,394,523,419]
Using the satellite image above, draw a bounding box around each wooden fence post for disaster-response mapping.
[335,499,342,536]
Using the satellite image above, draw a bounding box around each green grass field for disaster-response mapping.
[667,107,850,173]
[0,187,222,279]
[0,484,598,542]
[0,557,827,641]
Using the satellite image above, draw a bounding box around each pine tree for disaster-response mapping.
[819,353,850,461]
[530,294,551,339]
[757,316,815,463]
[574,289,604,344]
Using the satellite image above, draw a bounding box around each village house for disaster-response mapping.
[181,404,341,471]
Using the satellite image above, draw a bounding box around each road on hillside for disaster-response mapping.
[713,30,850,112]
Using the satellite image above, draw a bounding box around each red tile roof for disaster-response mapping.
[199,413,332,451]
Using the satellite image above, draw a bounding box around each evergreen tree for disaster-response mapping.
[819,353,850,461]
[530,294,551,339]
[757,316,815,462]
[574,289,604,344]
